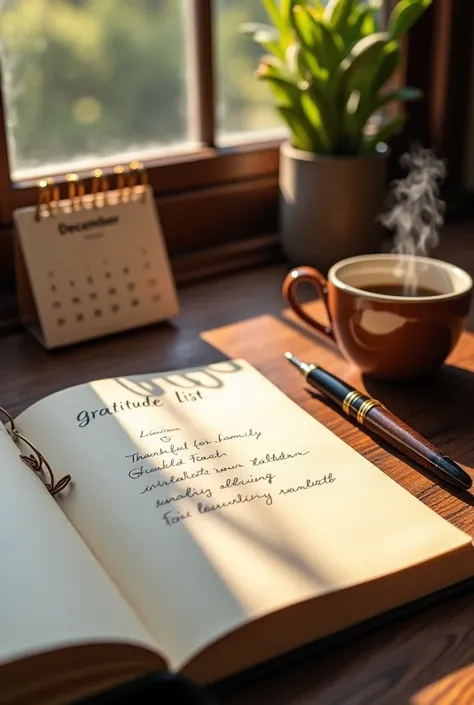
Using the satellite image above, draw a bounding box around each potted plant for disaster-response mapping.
[243,0,432,271]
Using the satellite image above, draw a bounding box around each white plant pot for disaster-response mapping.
[279,141,389,272]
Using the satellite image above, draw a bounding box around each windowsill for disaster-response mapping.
[0,166,280,291]
[9,139,282,202]
[1,219,474,339]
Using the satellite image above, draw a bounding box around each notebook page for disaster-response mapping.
[16,360,472,670]
[0,426,161,669]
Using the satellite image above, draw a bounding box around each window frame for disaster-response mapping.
[0,0,469,296]
[0,0,280,218]
[0,0,284,292]
[386,0,474,215]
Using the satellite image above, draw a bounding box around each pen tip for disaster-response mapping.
[284,352,304,370]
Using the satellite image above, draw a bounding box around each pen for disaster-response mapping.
[285,352,472,491]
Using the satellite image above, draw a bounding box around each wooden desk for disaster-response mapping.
[1,253,473,705]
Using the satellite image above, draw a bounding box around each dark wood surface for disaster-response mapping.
[1,231,474,705]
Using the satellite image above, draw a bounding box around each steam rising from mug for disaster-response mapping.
[380,146,446,295]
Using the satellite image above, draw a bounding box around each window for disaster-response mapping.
[0,1,395,184]
[0,0,287,288]
[214,0,284,145]
[0,0,191,180]
[0,0,287,182]
[0,0,462,291]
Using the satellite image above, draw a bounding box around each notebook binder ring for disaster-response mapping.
[0,407,71,496]
[34,162,149,218]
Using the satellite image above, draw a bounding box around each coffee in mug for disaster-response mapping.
[358,283,441,297]
[282,254,473,380]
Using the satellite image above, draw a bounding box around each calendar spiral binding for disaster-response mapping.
[35,161,149,221]
[0,407,72,497]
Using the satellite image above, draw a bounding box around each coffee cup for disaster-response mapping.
[282,254,473,380]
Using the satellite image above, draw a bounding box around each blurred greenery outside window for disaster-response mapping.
[0,0,285,180]
[0,0,383,182]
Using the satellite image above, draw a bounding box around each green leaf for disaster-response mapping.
[306,3,325,22]
[350,30,390,60]
[291,4,315,47]
[317,19,345,74]
[361,8,378,35]
[291,5,344,75]
[257,72,300,107]
[363,113,407,152]
[324,0,361,47]
[240,22,285,60]
[370,41,401,95]
[301,52,325,83]
[285,41,300,75]
[347,6,377,45]
[303,79,339,149]
[339,34,398,147]
[281,0,298,26]
[300,92,330,150]
[277,105,323,152]
[262,0,286,35]
[240,22,279,39]
[256,55,291,82]
[342,91,365,152]
[324,0,358,29]
[350,40,401,136]
[291,10,341,81]
[376,86,423,110]
[341,33,390,99]
[389,0,433,40]
[350,85,420,146]
[257,61,326,151]
[296,47,333,112]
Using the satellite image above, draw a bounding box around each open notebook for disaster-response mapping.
[1,360,473,705]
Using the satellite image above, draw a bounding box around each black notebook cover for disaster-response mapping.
[74,576,473,705]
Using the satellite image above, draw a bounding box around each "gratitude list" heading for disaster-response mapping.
[76,389,208,428]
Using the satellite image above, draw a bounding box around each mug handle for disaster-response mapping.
[282,266,336,343]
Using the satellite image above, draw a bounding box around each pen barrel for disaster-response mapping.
[362,405,440,470]
[307,368,378,423]
[308,368,436,459]
[306,367,357,407]
[305,365,471,489]
[308,366,440,467]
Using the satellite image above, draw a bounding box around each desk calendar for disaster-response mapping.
[13,170,179,349]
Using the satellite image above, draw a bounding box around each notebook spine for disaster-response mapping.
[0,407,71,496]
[35,161,148,221]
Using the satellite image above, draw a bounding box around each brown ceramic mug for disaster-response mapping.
[283,254,473,380]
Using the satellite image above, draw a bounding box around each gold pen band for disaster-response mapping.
[357,399,383,424]
[304,364,317,380]
[342,390,362,415]
[342,390,383,424]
